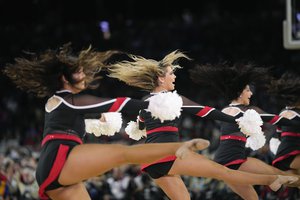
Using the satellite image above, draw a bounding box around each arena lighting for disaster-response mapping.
[283,0,300,49]
[99,20,111,40]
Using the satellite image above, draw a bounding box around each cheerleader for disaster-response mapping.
[190,63,300,200]
[3,43,207,200]
[267,71,300,176]
[108,51,298,200]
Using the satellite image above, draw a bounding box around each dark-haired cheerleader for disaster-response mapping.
[190,63,300,200]
[108,52,297,200]
[267,71,300,177]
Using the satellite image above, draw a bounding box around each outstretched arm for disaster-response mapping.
[260,114,300,127]
[249,106,300,127]
[67,91,182,122]
[180,96,236,123]
[65,93,148,115]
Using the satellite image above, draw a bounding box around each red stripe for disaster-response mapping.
[281,132,300,137]
[269,115,280,125]
[42,134,83,146]
[108,97,127,112]
[196,106,213,117]
[39,144,70,199]
[138,116,145,122]
[146,126,178,135]
[272,150,300,166]
[141,155,177,170]
[224,159,247,167]
[220,135,247,142]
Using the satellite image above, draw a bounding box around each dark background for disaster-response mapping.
[1,0,300,65]
[1,0,300,140]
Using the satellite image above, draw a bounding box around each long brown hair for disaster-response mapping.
[267,71,300,107]
[3,43,117,98]
[189,62,269,101]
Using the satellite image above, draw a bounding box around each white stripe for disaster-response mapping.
[201,108,215,117]
[260,114,285,124]
[116,98,131,112]
[272,116,282,125]
[56,90,72,93]
[294,113,300,118]
[182,106,215,117]
[260,114,276,116]
[54,95,116,109]
[182,105,205,108]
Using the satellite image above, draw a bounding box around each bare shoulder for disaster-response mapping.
[222,107,242,116]
[280,110,299,119]
[45,95,62,112]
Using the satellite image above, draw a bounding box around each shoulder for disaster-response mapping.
[280,108,300,119]
[45,95,63,112]
[222,106,243,116]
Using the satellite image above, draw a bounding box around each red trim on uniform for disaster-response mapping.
[138,116,145,122]
[196,106,213,117]
[146,126,178,135]
[38,144,70,199]
[224,159,247,167]
[281,132,300,137]
[141,155,177,170]
[220,135,247,142]
[108,97,127,112]
[272,150,300,166]
[269,115,280,125]
[42,134,83,146]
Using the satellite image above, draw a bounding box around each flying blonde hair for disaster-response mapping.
[108,50,190,91]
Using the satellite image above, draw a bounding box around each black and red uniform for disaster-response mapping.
[214,104,248,169]
[214,104,300,170]
[138,92,237,179]
[36,90,148,199]
[272,108,300,170]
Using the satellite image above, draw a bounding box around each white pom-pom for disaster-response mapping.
[236,109,266,150]
[269,138,281,155]
[125,121,147,140]
[85,119,102,137]
[85,112,122,137]
[147,91,183,122]
[101,112,123,135]
[245,130,266,150]
[236,109,263,136]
